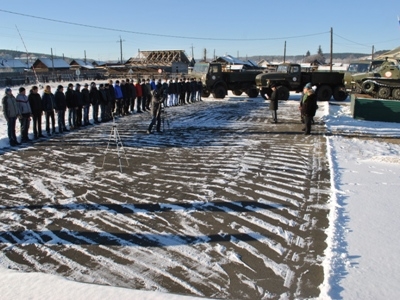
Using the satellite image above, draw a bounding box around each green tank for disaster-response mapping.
[350,58,400,100]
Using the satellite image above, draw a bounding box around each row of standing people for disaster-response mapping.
[2,77,204,146]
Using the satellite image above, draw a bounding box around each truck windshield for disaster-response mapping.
[193,63,209,73]
[347,63,370,73]
[276,65,288,73]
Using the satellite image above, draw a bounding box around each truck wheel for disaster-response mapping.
[377,87,390,99]
[316,85,333,101]
[392,88,400,100]
[362,81,375,93]
[246,88,259,98]
[201,90,210,98]
[212,86,226,99]
[333,85,348,101]
[276,86,290,100]
[232,90,242,96]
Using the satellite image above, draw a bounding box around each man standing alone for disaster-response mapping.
[269,84,278,123]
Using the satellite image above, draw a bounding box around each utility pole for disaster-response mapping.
[283,41,286,63]
[84,50,87,64]
[330,27,333,72]
[372,45,375,60]
[118,36,125,63]
[191,44,194,58]
[203,48,207,61]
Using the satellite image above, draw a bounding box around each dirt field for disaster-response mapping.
[0,96,331,299]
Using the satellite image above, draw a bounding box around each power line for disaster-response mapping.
[0,9,328,42]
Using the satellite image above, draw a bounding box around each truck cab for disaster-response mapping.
[255,63,302,99]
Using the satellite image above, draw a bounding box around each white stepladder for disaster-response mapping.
[102,119,129,173]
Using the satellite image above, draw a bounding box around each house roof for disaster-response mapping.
[33,58,70,69]
[70,59,95,69]
[0,59,30,69]
[127,50,190,66]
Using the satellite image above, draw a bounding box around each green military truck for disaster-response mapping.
[192,62,263,99]
[255,63,348,101]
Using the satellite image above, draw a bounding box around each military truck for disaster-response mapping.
[191,62,263,99]
[347,58,400,99]
[255,63,347,101]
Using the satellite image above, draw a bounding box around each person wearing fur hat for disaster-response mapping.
[300,83,318,135]
[2,87,22,146]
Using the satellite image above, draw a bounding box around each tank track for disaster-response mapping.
[361,79,400,100]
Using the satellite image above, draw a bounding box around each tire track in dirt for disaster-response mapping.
[0,97,330,299]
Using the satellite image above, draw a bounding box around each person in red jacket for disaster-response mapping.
[135,80,143,113]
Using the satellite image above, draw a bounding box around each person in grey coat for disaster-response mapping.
[2,87,22,146]
[16,87,32,142]
[147,89,163,134]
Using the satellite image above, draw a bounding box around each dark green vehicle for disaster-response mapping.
[346,58,400,99]
[255,63,347,101]
[343,59,386,92]
[192,62,263,99]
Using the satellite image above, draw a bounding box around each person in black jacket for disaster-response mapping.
[65,83,78,129]
[75,83,83,127]
[42,85,56,135]
[300,83,318,135]
[81,83,91,125]
[89,82,100,124]
[269,84,278,123]
[54,85,68,133]
[28,86,44,139]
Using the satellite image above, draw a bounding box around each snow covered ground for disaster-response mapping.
[1,86,400,299]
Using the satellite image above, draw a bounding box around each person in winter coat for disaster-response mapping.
[190,78,197,103]
[2,87,22,146]
[81,83,91,126]
[65,83,78,129]
[128,79,137,113]
[147,89,163,134]
[145,78,152,110]
[42,85,56,135]
[269,84,279,123]
[185,78,191,103]
[135,80,143,113]
[99,83,109,122]
[114,80,123,116]
[300,83,318,135]
[75,83,83,127]
[28,86,44,139]
[161,79,169,106]
[141,79,148,111]
[89,82,100,124]
[108,79,116,115]
[16,87,33,142]
[54,85,68,133]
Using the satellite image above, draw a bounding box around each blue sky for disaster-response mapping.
[1,0,399,61]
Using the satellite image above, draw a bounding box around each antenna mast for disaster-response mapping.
[15,25,40,85]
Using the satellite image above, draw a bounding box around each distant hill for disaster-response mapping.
[0,49,72,62]
[243,50,390,64]
[1,48,392,64]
